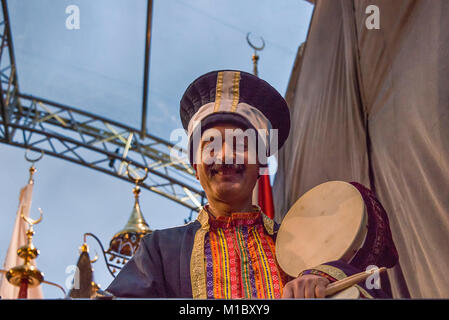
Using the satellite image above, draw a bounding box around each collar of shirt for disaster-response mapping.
[199,204,275,235]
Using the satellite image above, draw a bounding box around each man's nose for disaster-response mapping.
[219,141,236,164]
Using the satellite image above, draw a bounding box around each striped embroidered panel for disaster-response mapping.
[204,212,288,299]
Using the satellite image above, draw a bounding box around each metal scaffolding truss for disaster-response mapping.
[0,0,205,213]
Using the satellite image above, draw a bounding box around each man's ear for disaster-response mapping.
[193,164,199,180]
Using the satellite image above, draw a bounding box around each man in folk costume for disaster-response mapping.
[106,70,398,299]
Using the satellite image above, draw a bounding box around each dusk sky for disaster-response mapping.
[0,0,313,298]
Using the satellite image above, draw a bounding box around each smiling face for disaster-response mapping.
[193,123,260,207]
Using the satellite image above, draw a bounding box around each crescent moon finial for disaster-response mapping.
[24,149,44,164]
[21,207,43,227]
[246,32,265,51]
[126,162,148,185]
[91,251,99,264]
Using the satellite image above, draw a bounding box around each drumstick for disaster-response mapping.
[325,267,387,297]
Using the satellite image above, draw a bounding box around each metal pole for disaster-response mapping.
[141,0,153,138]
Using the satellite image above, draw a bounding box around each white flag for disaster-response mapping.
[0,184,44,299]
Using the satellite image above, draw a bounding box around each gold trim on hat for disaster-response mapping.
[213,72,224,112]
[230,71,241,112]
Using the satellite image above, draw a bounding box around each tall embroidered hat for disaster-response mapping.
[180,70,291,164]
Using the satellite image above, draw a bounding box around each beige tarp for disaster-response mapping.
[273,0,449,298]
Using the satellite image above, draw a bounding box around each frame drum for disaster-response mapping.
[275,181,367,277]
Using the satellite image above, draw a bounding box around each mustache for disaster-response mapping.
[207,163,245,175]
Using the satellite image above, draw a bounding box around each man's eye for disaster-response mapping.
[202,141,211,148]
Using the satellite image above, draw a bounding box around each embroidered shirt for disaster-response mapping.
[203,208,288,299]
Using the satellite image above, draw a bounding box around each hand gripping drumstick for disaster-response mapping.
[324,267,387,297]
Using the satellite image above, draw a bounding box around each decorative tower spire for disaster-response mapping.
[0,150,65,298]
[5,210,44,298]
[68,241,100,298]
[106,164,152,273]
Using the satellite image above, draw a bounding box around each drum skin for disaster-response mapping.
[276,181,368,277]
